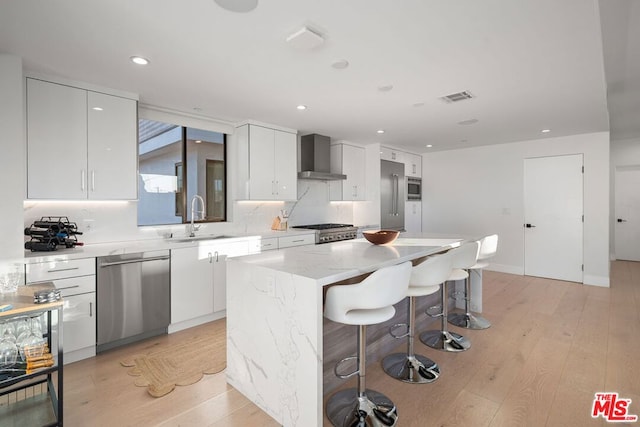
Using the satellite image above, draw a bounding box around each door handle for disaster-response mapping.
[617,218,627,223]
[524,223,536,228]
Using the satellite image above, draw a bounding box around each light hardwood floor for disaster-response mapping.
[22,261,640,426]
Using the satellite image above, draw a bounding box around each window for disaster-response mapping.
[138,119,227,226]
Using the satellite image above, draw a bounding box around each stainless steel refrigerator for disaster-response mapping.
[380,159,405,231]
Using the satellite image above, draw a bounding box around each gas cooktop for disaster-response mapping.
[291,223,357,244]
[291,223,354,230]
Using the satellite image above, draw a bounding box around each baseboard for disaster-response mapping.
[64,346,96,365]
[583,274,610,287]
[485,263,524,275]
[168,310,226,334]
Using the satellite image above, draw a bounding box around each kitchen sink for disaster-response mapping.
[170,235,235,243]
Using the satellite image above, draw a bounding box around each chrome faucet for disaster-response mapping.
[188,194,205,237]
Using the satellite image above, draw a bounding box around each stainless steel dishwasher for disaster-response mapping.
[96,250,170,352]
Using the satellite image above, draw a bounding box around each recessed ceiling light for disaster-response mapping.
[214,0,258,13]
[378,84,394,92]
[426,144,433,148]
[92,107,103,111]
[541,129,551,133]
[331,59,349,70]
[195,140,202,144]
[377,130,385,134]
[130,56,149,65]
[412,102,425,108]
[296,105,307,110]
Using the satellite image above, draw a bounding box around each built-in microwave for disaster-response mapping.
[407,177,422,201]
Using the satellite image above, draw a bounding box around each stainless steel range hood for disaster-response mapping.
[298,134,347,180]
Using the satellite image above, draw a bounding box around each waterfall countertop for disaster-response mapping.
[226,235,467,427]
[232,237,464,286]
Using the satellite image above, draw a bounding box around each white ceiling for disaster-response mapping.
[0,0,637,153]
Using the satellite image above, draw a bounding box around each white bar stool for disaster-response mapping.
[382,252,453,384]
[420,242,480,352]
[324,261,412,427]
[448,234,498,330]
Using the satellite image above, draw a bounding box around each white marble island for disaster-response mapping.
[226,237,462,427]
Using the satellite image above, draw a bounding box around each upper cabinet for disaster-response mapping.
[329,143,366,201]
[380,146,404,163]
[26,78,137,200]
[381,145,421,178]
[236,123,297,201]
[404,152,422,178]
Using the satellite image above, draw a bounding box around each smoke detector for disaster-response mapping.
[286,26,325,50]
[440,90,475,103]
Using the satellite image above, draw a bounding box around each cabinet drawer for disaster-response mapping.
[279,234,315,248]
[44,275,95,297]
[26,258,95,283]
[248,237,278,253]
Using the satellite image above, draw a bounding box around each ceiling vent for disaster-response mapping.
[286,26,325,50]
[440,90,475,103]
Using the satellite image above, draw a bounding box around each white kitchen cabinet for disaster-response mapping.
[380,146,404,163]
[237,123,297,201]
[170,240,249,329]
[25,258,96,364]
[170,245,215,324]
[405,152,422,178]
[329,143,367,201]
[405,201,422,233]
[87,91,138,199]
[26,78,137,200]
[278,233,316,248]
[248,237,279,253]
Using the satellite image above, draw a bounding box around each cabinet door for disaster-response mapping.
[344,145,366,201]
[27,78,88,199]
[405,201,422,233]
[405,153,422,178]
[62,292,96,353]
[170,246,214,323]
[248,125,276,199]
[88,92,138,199]
[380,146,404,163]
[273,130,297,200]
[213,253,227,313]
[330,144,366,201]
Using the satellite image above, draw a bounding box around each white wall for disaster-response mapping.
[422,132,610,286]
[0,55,25,266]
[610,137,640,258]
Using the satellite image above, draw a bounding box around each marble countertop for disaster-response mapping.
[22,228,317,264]
[229,236,463,286]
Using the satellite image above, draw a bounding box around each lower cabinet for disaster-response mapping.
[170,241,248,331]
[170,246,215,324]
[25,258,97,364]
[405,201,422,233]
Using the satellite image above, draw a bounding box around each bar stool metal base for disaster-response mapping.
[326,388,398,427]
[448,312,491,330]
[381,353,440,384]
[419,330,471,352]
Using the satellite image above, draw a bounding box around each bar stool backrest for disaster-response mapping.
[478,234,498,261]
[324,261,412,325]
[410,251,453,288]
[450,241,481,270]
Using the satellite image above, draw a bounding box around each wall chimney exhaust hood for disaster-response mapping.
[298,134,347,180]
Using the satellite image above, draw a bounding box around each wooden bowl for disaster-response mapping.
[362,230,399,245]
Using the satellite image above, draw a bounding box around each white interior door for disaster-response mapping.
[615,167,640,261]
[524,154,583,282]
